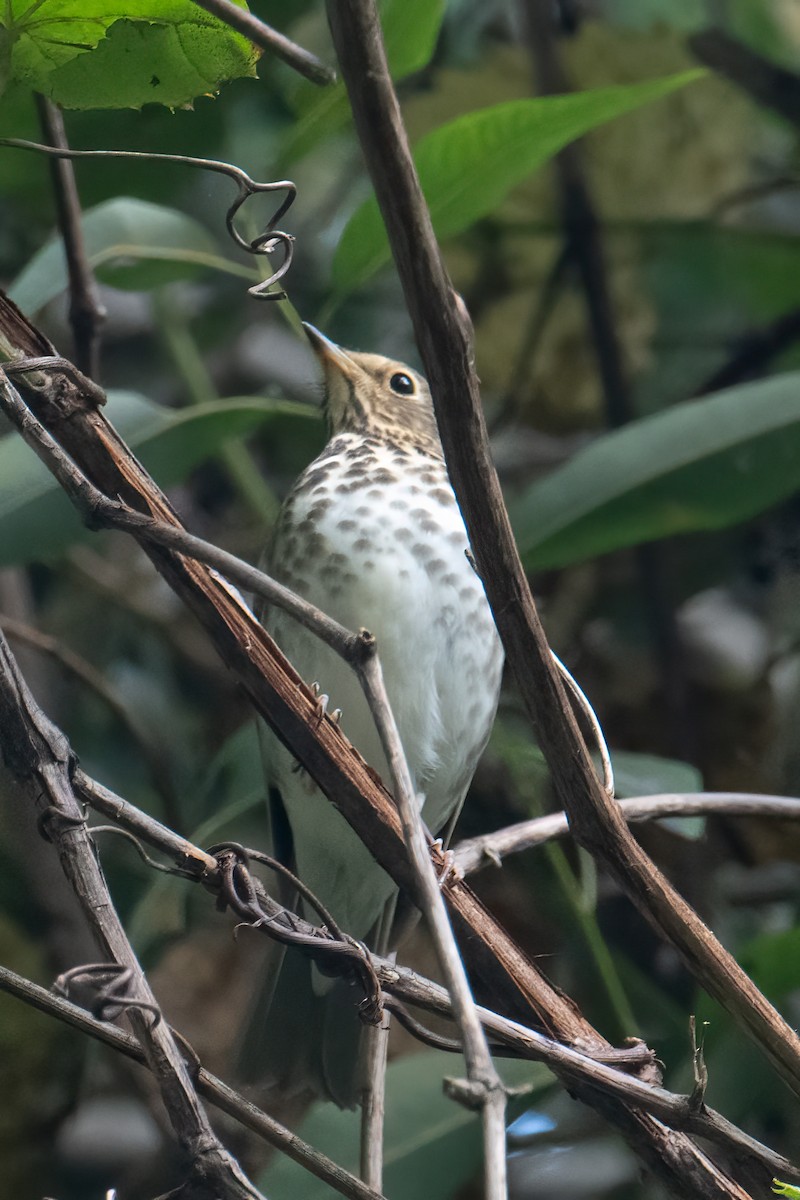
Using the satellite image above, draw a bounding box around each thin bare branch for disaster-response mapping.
[190,0,336,86]
[360,954,394,1190]
[0,303,760,1197]
[34,96,106,378]
[455,792,800,876]
[0,965,384,1200]
[355,650,508,1199]
[323,0,800,1129]
[0,630,264,1200]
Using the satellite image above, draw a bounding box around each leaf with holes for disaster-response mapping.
[0,0,258,109]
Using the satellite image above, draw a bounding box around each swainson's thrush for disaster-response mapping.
[245,325,503,1105]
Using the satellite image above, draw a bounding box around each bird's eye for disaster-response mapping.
[389,372,416,396]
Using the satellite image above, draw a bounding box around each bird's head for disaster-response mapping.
[303,323,441,456]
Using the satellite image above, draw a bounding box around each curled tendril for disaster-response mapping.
[209,842,384,1024]
[0,140,297,301]
[53,962,162,1028]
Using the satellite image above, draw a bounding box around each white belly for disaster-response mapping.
[261,436,503,941]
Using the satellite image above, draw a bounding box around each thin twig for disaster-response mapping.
[190,0,336,86]
[0,634,266,1199]
[34,96,106,378]
[689,28,800,126]
[0,613,178,817]
[454,791,800,876]
[0,309,762,1196]
[0,142,296,301]
[0,965,384,1200]
[695,308,800,395]
[360,952,394,1190]
[354,648,508,1199]
[8,753,794,1185]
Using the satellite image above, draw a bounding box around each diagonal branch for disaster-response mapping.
[322,1,790,1195]
[0,965,383,1200]
[454,792,800,876]
[64,771,800,1186]
[0,631,265,1200]
[190,0,335,86]
[0,299,757,1197]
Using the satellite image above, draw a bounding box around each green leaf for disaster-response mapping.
[1,1,258,110]
[259,1050,553,1200]
[282,0,445,162]
[0,391,316,566]
[773,1181,800,1199]
[611,752,705,839]
[512,373,800,569]
[612,752,702,799]
[9,197,253,313]
[333,71,703,294]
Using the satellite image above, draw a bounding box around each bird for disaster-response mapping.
[242,323,504,1107]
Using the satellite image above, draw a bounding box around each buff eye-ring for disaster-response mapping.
[389,372,416,396]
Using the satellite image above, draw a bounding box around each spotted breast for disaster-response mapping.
[247,324,503,1106]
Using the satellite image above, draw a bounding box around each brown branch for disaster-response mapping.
[695,308,800,395]
[689,28,800,126]
[0,965,384,1200]
[321,1,791,1195]
[72,769,799,1186]
[454,792,800,876]
[0,299,769,1194]
[0,334,606,1045]
[0,631,264,1200]
[190,0,336,86]
[34,96,105,378]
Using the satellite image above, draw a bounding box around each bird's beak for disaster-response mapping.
[302,323,356,376]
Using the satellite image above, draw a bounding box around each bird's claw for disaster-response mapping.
[309,681,330,724]
[432,838,462,890]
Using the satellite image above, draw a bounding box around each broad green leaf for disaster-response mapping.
[1,0,258,110]
[0,391,316,566]
[9,197,253,313]
[259,1050,553,1200]
[333,71,703,294]
[512,373,800,569]
[282,0,445,162]
[612,752,705,839]
[612,752,701,799]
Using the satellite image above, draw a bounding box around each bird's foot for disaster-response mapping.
[310,680,330,725]
[432,838,463,890]
[309,681,342,727]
